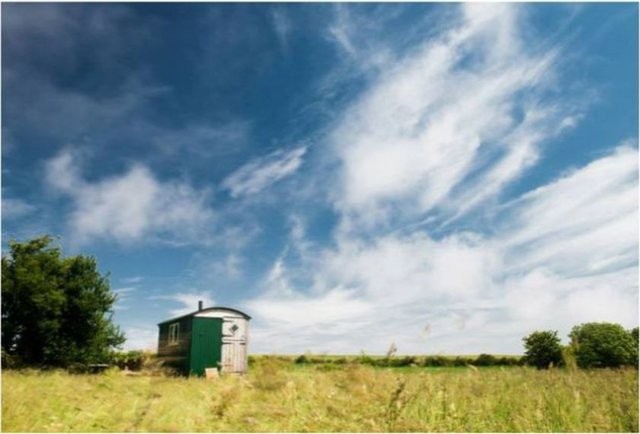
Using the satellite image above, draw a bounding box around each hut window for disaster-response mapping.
[168,323,180,345]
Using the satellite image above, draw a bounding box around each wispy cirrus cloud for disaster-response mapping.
[112,286,137,311]
[498,143,638,278]
[221,146,307,198]
[244,4,637,355]
[331,4,580,232]
[120,276,143,284]
[271,7,292,52]
[327,5,357,58]
[248,144,638,354]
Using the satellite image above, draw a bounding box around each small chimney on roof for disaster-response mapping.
[198,300,203,311]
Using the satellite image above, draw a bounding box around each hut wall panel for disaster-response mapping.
[157,317,193,373]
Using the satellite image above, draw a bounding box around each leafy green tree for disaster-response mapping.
[569,322,636,368]
[2,236,125,367]
[522,330,564,369]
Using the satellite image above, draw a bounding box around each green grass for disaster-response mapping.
[2,362,637,432]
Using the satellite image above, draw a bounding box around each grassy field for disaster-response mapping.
[2,359,638,432]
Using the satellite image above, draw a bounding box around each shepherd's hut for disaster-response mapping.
[157,301,250,376]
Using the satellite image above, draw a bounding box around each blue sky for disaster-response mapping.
[2,3,638,354]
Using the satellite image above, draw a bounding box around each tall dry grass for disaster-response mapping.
[2,362,637,432]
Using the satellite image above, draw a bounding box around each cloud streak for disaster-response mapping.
[248,144,638,354]
[331,4,578,232]
[222,146,307,198]
[244,4,637,355]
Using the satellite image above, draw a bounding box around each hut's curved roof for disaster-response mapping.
[157,306,251,325]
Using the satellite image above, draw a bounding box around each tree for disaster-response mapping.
[522,330,564,369]
[569,322,636,368]
[2,236,125,367]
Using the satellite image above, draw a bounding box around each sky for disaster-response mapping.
[1,2,638,355]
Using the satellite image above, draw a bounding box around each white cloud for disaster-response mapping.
[248,230,505,353]
[221,146,307,198]
[112,286,136,311]
[325,4,397,71]
[2,197,36,220]
[242,5,637,355]
[45,148,215,246]
[330,3,576,231]
[321,232,499,303]
[113,287,136,294]
[156,291,216,318]
[247,0,638,353]
[246,145,636,354]
[271,8,292,51]
[248,288,371,329]
[499,144,638,277]
[328,5,357,57]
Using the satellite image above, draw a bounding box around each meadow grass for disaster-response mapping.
[2,361,637,432]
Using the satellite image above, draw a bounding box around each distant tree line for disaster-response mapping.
[293,353,523,368]
[523,323,639,369]
[289,322,639,371]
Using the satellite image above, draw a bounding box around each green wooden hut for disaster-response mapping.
[157,301,251,376]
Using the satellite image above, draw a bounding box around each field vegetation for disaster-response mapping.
[3,356,637,432]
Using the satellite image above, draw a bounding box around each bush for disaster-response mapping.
[474,354,497,366]
[422,356,452,367]
[386,356,415,367]
[358,353,376,366]
[110,351,145,371]
[2,349,21,369]
[294,354,309,364]
[522,330,564,369]
[497,356,520,367]
[570,323,637,368]
[452,356,469,367]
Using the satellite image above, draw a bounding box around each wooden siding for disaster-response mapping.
[157,316,192,374]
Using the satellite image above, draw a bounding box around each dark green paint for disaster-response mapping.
[189,317,223,376]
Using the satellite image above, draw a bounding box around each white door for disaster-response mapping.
[221,342,247,373]
[221,317,248,373]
